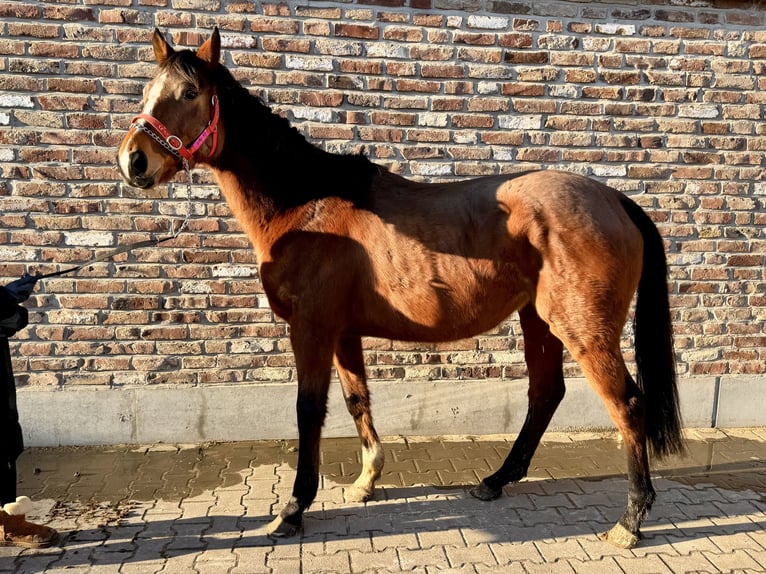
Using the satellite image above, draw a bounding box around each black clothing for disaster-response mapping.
[0,284,31,505]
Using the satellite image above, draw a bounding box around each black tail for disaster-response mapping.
[620,195,684,459]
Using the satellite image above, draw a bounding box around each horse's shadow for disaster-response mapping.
[7,467,766,569]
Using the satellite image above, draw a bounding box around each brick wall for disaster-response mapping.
[1,0,764,399]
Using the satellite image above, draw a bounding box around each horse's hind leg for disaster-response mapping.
[471,304,565,500]
[592,360,654,548]
[564,332,654,549]
[334,336,384,503]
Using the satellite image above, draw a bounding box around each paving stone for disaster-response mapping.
[660,550,720,573]
[627,534,680,558]
[534,538,590,562]
[444,543,497,568]
[372,532,419,551]
[398,546,450,570]
[301,548,352,573]
[615,554,674,574]
[703,549,763,572]
[324,534,374,554]
[710,531,765,553]
[667,533,722,555]
[266,557,302,571]
[156,553,198,574]
[418,529,465,549]
[568,556,624,574]
[475,563,526,574]
[349,548,399,571]
[746,548,766,570]
[522,559,577,574]
[117,558,165,574]
[488,540,544,564]
[230,546,271,574]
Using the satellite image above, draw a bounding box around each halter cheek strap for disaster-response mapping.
[131,92,219,163]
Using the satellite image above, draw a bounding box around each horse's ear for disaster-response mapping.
[152,28,174,64]
[197,27,221,67]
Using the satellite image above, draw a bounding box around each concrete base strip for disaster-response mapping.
[16,375,758,446]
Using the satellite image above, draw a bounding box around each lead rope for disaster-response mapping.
[173,158,193,237]
[31,154,194,281]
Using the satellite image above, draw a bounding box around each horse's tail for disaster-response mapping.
[620,194,684,459]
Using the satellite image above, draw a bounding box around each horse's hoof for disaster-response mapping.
[266,515,301,538]
[344,484,374,503]
[598,523,641,549]
[469,481,502,501]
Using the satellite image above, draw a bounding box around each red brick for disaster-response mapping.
[334,23,379,39]
[452,114,494,128]
[339,60,383,74]
[453,32,496,46]
[565,69,597,83]
[431,98,463,111]
[600,70,641,84]
[250,17,299,34]
[263,3,291,16]
[413,14,443,27]
[499,33,534,48]
[7,22,61,38]
[421,64,465,78]
[261,38,310,53]
[358,127,404,142]
[513,99,555,113]
[406,129,450,142]
[371,112,417,126]
[395,79,440,93]
[517,148,558,162]
[504,51,548,64]
[411,46,454,60]
[383,26,423,42]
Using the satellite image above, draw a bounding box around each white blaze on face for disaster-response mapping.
[118,71,170,180]
[143,71,169,117]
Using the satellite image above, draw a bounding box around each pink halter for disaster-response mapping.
[130,92,219,163]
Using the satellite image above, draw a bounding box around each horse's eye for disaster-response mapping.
[183,88,198,101]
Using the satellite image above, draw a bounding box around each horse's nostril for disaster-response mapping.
[129,150,148,176]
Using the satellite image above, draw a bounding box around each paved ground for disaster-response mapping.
[1,428,765,573]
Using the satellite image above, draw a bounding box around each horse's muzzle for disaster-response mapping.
[118,149,156,189]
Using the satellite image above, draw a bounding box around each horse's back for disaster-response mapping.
[369,168,642,269]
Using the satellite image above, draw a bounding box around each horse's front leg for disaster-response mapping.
[335,336,384,503]
[266,328,334,537]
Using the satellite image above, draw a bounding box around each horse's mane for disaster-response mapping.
[167,51,377,211]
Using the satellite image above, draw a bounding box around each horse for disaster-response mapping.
[118,28,683,548]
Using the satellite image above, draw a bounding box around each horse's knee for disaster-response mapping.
[296,394,328,429]
[531,378,565,407]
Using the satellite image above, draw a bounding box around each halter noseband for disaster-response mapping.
[130,91,220,163]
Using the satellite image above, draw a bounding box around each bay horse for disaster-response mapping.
[118,28,683,548]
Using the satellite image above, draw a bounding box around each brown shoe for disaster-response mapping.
[0,496,58,548]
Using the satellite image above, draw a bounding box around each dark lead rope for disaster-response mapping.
[34,234,177,280]
[33,162,194,281]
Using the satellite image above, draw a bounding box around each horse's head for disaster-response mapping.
[118,28,221,189]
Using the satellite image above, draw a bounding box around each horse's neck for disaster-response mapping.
[210,166,301,264]
[205,89,376,260]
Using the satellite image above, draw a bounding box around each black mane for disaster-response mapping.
[170,50,378,211]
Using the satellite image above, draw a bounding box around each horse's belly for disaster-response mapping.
[362,256,533,342]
